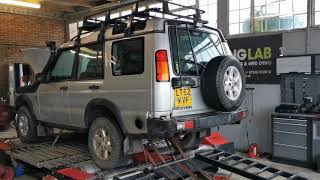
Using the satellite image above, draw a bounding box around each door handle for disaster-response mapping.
[89,85,100,90]
[60,86,68,91]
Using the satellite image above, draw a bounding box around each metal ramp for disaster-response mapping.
[112,149,310,180]
[195,149,308,180]
[4,138,310,180]
[108,140,310,180]
[8,141,92,170]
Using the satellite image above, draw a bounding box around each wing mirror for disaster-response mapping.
[46,41,56,53]
[35,73,46,83]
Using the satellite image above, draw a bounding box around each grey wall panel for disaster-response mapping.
[307,29,320,54]
[212,84,281,153]
[282,31,307,56]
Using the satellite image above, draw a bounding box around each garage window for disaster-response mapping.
[78,43,104,80]
[254,0,307,32]
[316,0,320,25]
[229,0,308,35]
[199,0,218,28]
[229,0,251,35]
[111,38,144,76]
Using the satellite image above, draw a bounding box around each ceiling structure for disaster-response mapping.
[0,0,120,19]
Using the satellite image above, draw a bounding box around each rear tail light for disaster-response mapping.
[238,111,247,120]
[177,120,195,130]
[155,50,170,82]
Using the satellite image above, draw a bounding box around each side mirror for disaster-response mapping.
[46,41,56,52]
[35,73,46,83]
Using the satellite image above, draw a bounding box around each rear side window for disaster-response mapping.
[78,43,104,80]
[111,38,144,76]
[169,28,224,75]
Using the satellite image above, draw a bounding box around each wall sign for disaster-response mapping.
[228,34,282,84]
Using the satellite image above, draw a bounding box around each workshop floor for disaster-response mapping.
[1,127,319,179]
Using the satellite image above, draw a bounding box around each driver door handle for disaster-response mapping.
[89,85,100,90]
[60,86,68,91]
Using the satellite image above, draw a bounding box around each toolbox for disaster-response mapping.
[271,112,320,168]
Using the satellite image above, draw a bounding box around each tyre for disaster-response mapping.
[200,56,245,111]
[178,132,202,150]
[15,106,38,143]
[88,117,124,169]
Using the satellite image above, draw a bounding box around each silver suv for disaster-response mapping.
[14,0,246,169]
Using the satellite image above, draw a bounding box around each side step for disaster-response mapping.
[195,149,309,180]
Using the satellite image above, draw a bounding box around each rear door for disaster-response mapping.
[68,42,104,128]
[168,27,225,116]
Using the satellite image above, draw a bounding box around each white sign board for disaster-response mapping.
[276,56,311,74]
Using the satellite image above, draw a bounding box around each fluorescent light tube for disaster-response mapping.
[0,0,41,9]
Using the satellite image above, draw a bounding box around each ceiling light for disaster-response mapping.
[0,0,41,9]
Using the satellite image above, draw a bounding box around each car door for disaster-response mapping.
[168,27,226,117]
[68,42,104,128]
[38,48,77,126]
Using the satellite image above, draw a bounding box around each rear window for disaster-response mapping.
[169,28,224,75]
[111,38,144,76]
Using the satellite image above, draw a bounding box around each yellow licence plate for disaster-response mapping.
[174,88,192,110]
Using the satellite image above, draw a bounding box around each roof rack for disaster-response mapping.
[70,0,208,41]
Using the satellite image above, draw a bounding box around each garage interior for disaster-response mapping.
[0,0,320,179]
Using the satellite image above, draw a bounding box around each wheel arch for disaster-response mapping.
[84,98,126,135]
[15,95,37,120]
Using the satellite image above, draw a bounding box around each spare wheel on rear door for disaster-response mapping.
[200,56,245,111]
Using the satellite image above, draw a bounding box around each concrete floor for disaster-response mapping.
[1,127,319,179]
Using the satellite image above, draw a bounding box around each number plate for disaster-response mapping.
[174,88,192,110]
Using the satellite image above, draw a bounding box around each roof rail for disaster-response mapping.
[68,0,208,40]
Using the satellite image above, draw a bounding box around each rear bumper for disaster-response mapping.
[147,110,247,137]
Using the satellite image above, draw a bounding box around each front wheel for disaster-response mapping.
[15,106,38,143]
[88,117,124,169]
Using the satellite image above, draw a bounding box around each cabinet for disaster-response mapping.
[271,113,314,167]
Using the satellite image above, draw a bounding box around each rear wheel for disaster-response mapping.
[88,117,124,169]
[15,106,38,143]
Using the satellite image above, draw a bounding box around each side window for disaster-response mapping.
[78,43,104,80]
[50,49,76,81]
[111,38,144,76]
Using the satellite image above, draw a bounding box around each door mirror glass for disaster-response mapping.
[35,73,45,83]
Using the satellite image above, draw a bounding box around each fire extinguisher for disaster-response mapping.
[248,143,258,159]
